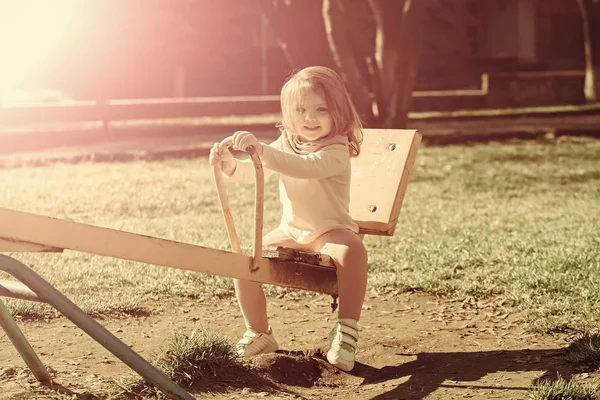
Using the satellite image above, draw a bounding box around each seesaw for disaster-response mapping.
[0,128,421,399]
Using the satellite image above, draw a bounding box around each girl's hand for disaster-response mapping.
[231,131,263,156]
[209,142,236,176]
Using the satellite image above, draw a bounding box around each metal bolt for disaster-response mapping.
[388,143,396,151]
[369,205,377,212]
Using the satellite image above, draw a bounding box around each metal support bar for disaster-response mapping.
[0,279,42,302]
[0,254,195,400]
[0,297,52,382]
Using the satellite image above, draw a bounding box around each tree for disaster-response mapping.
[576,0,600,102]
[258,0,480,128]
[258,0,429,128]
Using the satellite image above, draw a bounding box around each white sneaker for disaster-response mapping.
[236,328,279,357]
[327,318,359,372]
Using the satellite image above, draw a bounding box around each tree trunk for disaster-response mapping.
[322,0,427,128]
[373,0,427,128]
[577,0,600,102]
[257,0,336,68]
[322,0,377,125]
[258,0,428,128]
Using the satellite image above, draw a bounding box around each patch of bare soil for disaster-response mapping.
[1,291,599,400]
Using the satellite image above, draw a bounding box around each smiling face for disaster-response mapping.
[291,89,334,142]
[279,66,363,156]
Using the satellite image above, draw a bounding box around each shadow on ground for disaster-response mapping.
[350,348,574,400]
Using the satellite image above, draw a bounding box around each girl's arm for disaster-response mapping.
[226,138,281,184]
[260,144,349,179]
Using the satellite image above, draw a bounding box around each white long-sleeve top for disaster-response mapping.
[227,135,359,244]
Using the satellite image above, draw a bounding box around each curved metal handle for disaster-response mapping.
[213,136,264,272]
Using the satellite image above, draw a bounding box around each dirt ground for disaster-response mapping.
[2,290,598,400]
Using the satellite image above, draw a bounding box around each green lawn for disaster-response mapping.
[1,137,599,332]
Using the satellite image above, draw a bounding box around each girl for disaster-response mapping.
[209,66,368,372]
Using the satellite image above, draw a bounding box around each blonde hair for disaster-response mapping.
[277,66,363,157]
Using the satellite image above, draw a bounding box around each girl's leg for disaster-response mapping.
[311,228,368,371]
[234,227,299,333]
[312,229,368,321]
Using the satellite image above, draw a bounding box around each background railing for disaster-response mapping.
[0,71,595,137]
[0,75,495,129]
[0,95,282,127]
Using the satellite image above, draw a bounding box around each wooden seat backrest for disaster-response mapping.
[350,129,422,236]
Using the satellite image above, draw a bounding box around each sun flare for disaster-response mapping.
[0,0,80,97]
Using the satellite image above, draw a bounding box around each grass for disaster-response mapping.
[529,376,599,400]
[370,136,600,332]
[1,137,599,332]
[567,332,600,369]
[113,329,245,398]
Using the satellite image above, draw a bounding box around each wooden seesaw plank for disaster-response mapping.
[0,207,337,296]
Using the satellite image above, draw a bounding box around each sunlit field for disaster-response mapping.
[0,1,82,97]
[1,138,599,333]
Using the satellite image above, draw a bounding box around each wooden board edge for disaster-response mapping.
[359,130,422,237]
[0,238,64,253]
[387,130,422,229]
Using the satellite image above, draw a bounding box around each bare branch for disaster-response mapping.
[322,0,344,73]
[577,0,598,101]
[367,0,384,72]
